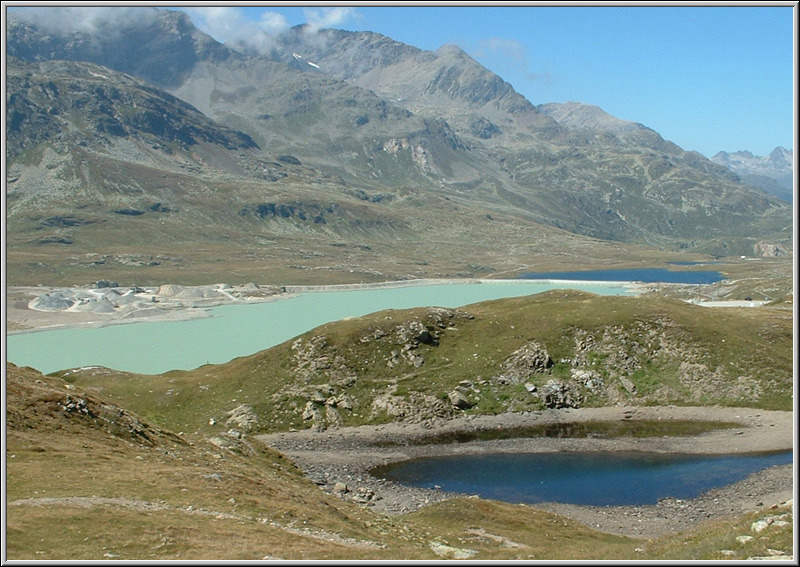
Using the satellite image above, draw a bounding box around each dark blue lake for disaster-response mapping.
[518,268,724,284]
[372,450,792,506]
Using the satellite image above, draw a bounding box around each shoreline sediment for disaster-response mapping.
[257,406,795,539]
[5,278,641,336]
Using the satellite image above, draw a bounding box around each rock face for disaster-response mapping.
[496,341,553,383]
[539,379,582,409]
[225,404,259,433]
[753,240,788,257]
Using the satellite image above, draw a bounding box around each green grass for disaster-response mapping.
[64,291,794,436]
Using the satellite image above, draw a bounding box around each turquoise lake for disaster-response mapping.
[6,281,632,375]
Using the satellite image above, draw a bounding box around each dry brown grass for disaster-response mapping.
[5,363,644,561]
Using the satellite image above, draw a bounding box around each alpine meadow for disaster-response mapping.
[4,6,795,562]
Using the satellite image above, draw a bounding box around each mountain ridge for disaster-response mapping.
[710,147,794,203]
[4,8,793,286]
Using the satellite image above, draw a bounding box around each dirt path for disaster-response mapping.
[8,496,384,549]
[258,406,794,539]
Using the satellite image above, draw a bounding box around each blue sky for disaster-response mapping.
[172,4,795,158]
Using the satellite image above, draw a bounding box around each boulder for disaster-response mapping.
[448,389,474,410]
[540,379,582,409]
[619,376,638,395]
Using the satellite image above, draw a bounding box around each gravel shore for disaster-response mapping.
[258,406,795,539]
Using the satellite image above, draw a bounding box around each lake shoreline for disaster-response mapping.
[5,278,645,336]
[257,406,795,540]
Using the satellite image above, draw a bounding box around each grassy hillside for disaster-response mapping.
[3,362,648,560]
[61,292,793,438]
[8,358,793,561]
[7,284,795,561]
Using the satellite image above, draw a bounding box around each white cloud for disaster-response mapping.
[186,7,291,54]
[11,6,355,56]
[260,11,290,34]
[303,7,357,33]
[474,37,542,81]
[10,6,158,34]
[186,7,247,43]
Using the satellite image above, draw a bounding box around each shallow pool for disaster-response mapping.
[371,450,792,506]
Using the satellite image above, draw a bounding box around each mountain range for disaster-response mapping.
[5,8,793,286]
[710,147,794,204]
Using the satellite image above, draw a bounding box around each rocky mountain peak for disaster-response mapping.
[7,8,236,89]
[710,147,794,203]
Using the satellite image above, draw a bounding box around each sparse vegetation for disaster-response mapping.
[59,291,793,437]
[4,7,794,561]
[7,289,794,561]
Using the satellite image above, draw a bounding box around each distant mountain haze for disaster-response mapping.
[710,148,794,204]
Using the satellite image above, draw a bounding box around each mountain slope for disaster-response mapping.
[6,56,611,287]
[4,8,793,287]
[710,147,794,203]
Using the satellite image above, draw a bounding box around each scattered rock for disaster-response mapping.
[429,542,477,559]
[572,369,603,392]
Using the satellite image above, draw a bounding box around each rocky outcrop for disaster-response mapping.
[291,335,357,387]
[297,381,357,432]
[496,341,553,383]
[371,388,452,426]
[539,379,582,409]
[753,240,788,257]
[359,307,473,370]
[225,404,259,433]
